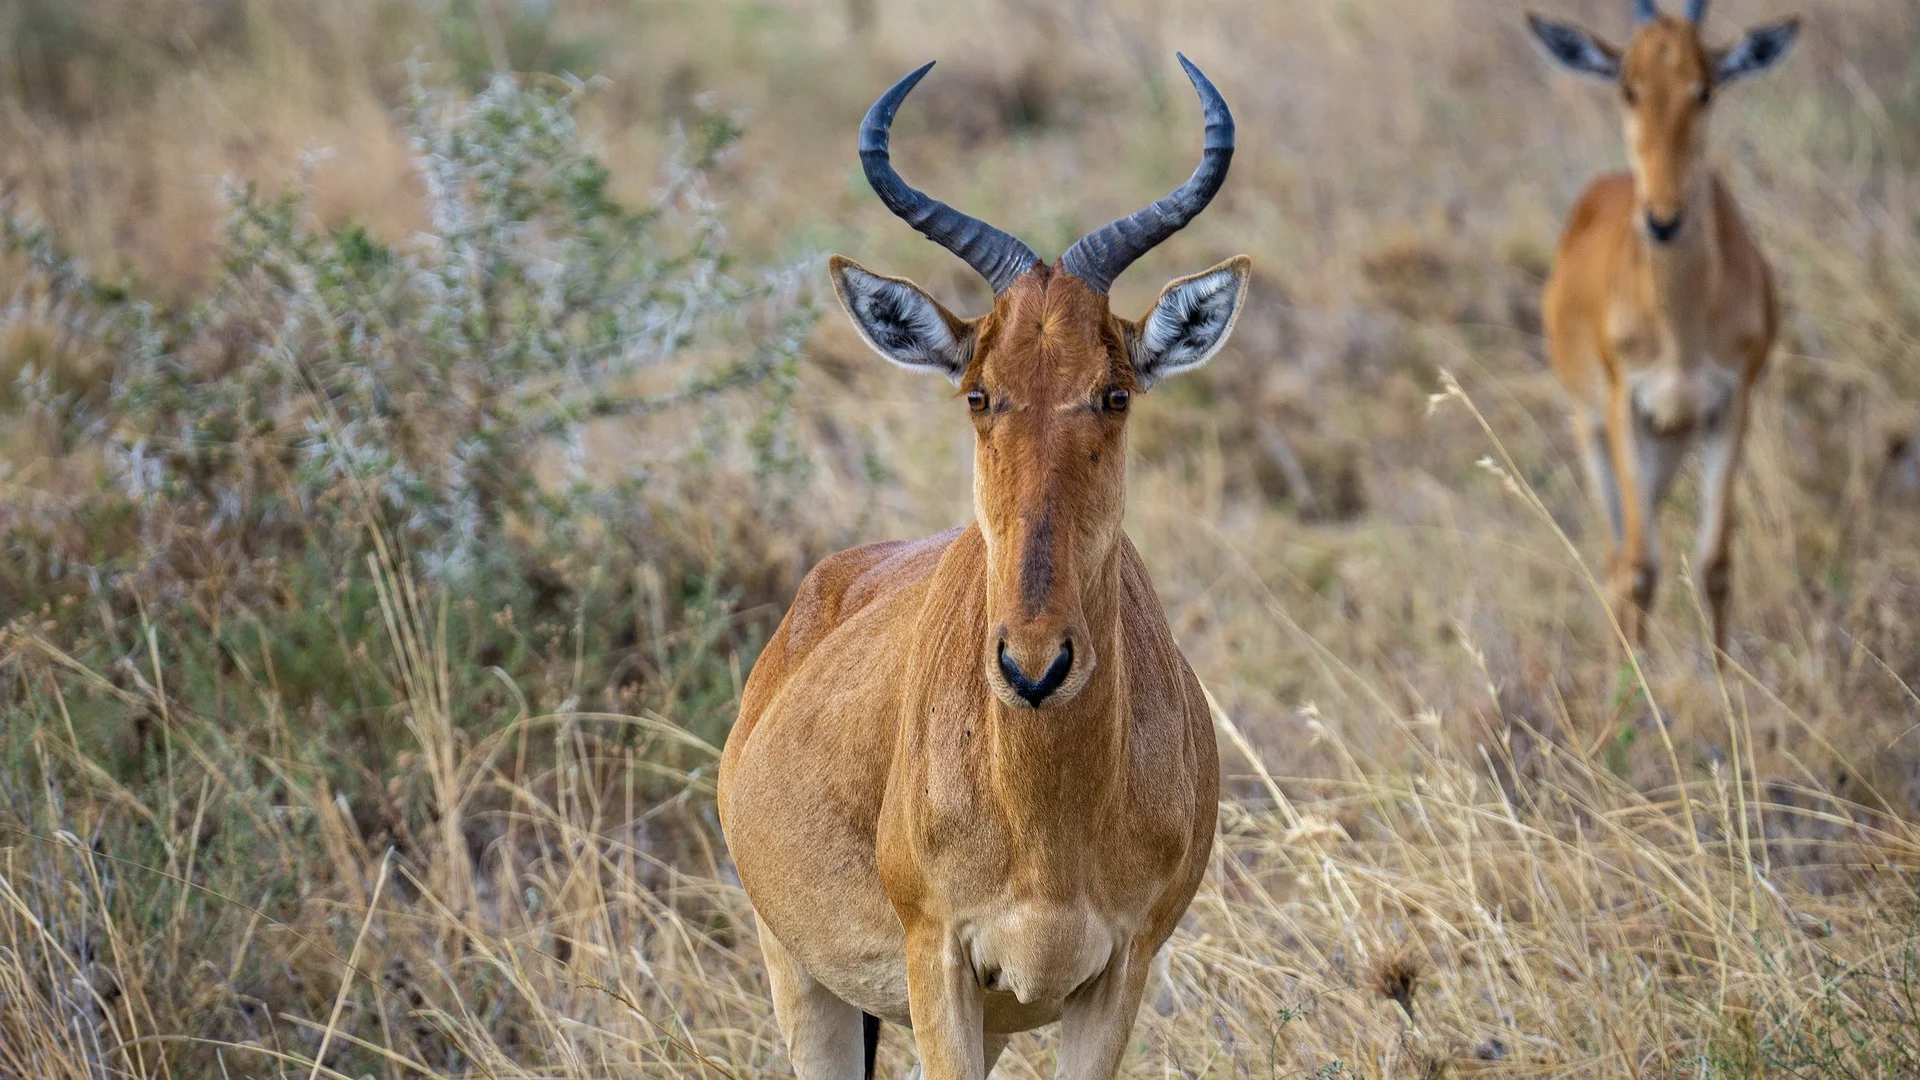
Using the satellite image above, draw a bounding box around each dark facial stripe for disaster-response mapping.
[1018,510,1055,618]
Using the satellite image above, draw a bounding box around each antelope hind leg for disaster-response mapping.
[761,916,871,1080]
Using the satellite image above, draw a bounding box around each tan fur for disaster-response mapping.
[720,260,1228,1078]
[1539,14,1783,654]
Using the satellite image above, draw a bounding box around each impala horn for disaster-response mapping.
[860,62,1039,295]
[1059,54,1234,296]
[1634,0,1659,23]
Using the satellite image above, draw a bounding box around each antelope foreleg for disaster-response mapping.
[902,923,985,1080]
[1053,942,1154,1080]
[1606,386,1654,646]
[1693,388,1751,658]
[1608,383,1688,647]
[1576,408,1624,545]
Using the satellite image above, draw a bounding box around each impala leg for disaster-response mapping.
[1054,943,1154,1080]
[902,923,985,1080]
[1694,390,1750,658]
[760,917,869,1080]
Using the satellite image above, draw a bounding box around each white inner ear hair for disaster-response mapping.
[847,273,957,369]
[1143,271,1240,371]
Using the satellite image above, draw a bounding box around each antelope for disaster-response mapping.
[718,56,1246,1080]
[1527,0,1797,653]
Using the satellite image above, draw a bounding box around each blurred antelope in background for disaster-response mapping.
[719,56,1246,1080]
[1527,0,1798,654]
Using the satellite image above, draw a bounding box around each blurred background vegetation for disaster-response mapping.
[2,0,1919,1075]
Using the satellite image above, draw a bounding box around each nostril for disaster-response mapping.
[997,639,1074,707]
[1644,211,1683,243]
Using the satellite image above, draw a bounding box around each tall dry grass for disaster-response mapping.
[4,0,1920,1075]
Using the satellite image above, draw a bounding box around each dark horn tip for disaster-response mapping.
[1174,53,1234,148]
[860,61,937,151]
[1173,53,1214,100]
[899,59,937,87]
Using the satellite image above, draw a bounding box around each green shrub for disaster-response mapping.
[3,69,813,600]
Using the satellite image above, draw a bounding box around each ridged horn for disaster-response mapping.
[859,62,1039,295]
[1059,54,1234,296]
[1634,0,1660,23]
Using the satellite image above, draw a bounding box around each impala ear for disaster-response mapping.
[829,255,975,382]
[1713,18,1799,85]
[1526,14,1622,80]
[1130,256,1251,388]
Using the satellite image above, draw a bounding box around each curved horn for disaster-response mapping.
[1060,54,1234,295]
[1633,0,1660,23]
[859,62,1039,295]
[1683,0,1707,22]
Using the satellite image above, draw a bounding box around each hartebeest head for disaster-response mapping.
[830,55,1250,711]
[1528,0,1798,244]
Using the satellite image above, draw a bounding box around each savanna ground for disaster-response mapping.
[2,0,1919,1075]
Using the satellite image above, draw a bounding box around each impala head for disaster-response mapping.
[1528,0,1798,244]
[831,55,1250,712]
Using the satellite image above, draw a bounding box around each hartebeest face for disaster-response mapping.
[829,56,1250,710]
[1529,1,1799,245]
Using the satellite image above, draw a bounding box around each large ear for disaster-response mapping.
[829,255,975,382]
[1526,14,1622,80]
[1713,18,1799,85]
[1130,255,1251,388]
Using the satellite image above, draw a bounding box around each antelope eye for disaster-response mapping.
[1104,389,1131,412]
[966,390,989,413]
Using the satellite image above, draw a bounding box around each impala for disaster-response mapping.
[718,56,1247,1080]
[1528,0,1798,653]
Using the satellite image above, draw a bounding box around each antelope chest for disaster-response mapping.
[1627,362,1738,435]
[963,897,1120,1006]
[1606,311,1745,436]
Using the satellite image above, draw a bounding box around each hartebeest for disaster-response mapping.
[719,56,1246,1080]
[1527,0,1797,652]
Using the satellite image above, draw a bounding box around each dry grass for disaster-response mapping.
[4,0,1920,1075]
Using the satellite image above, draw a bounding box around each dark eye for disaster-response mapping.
[1622,83,1638,106]
[967,390,988,413]
[1104,389,1131,412]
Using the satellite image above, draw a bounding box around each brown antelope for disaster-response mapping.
[718,56,1246,1080]
[1527,0,1797,653]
